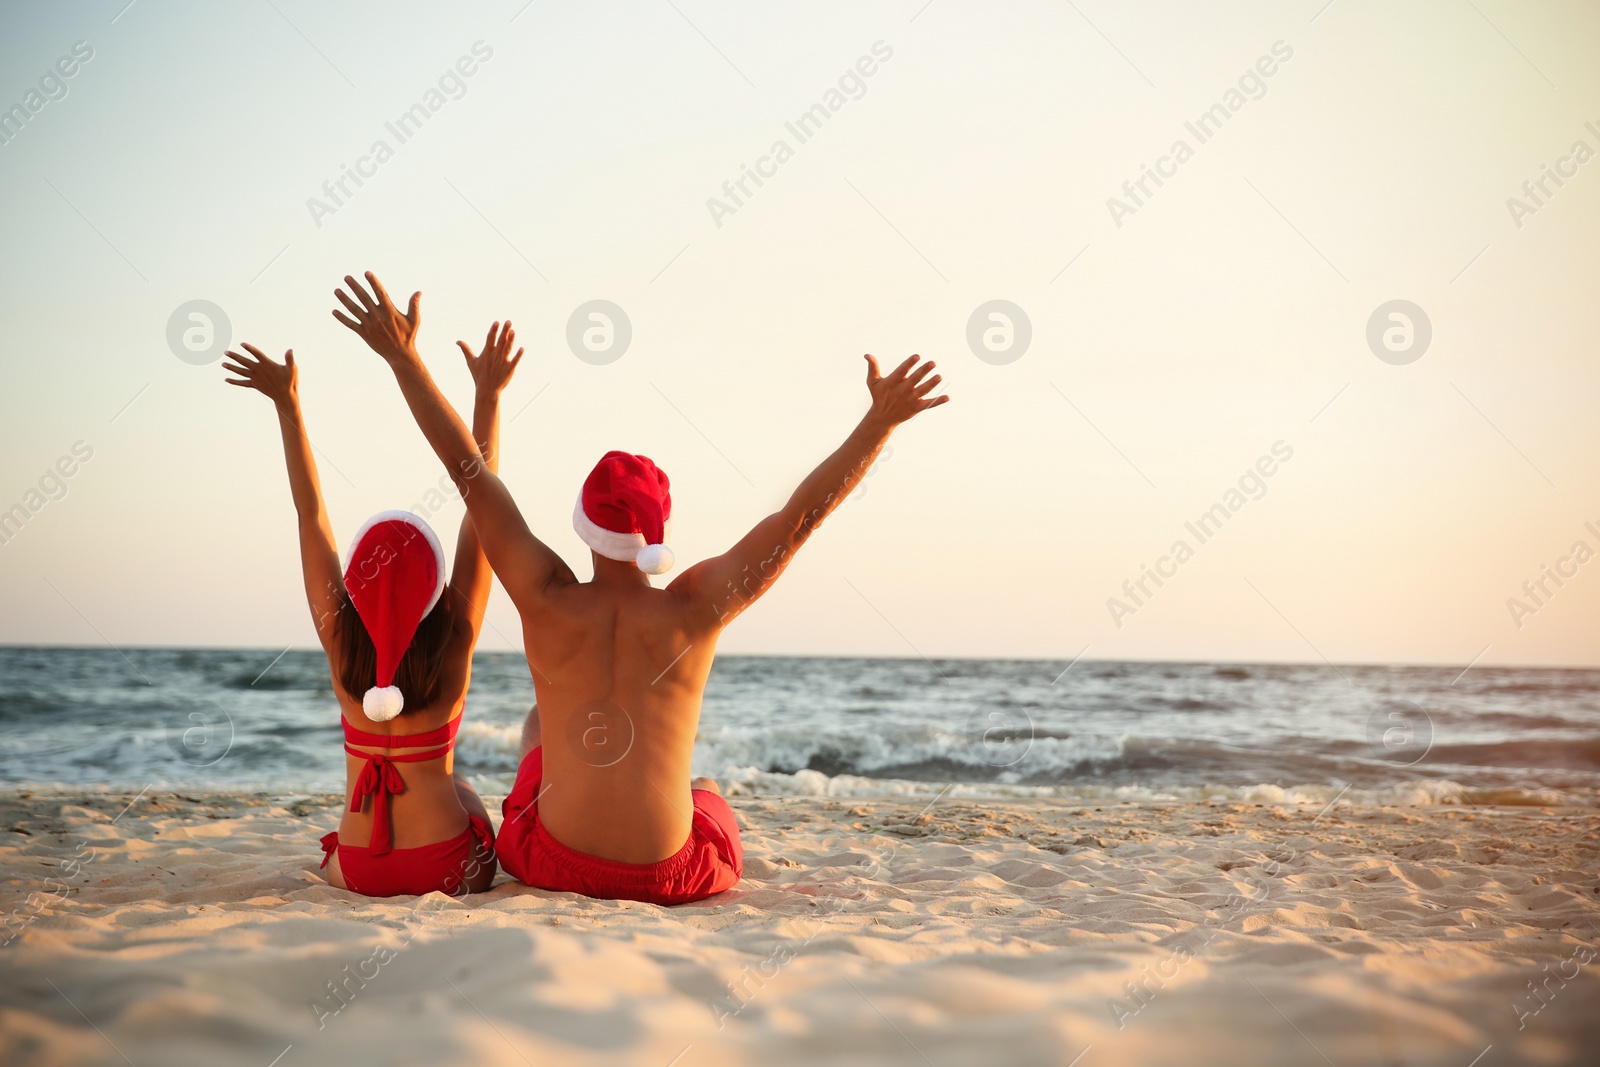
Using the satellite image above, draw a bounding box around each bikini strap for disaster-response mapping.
[341,714,462,751]
[319,830,339,869]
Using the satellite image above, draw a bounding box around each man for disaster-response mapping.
[334,271,949,904]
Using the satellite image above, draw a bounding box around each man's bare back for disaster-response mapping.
[334,270,948,893]
[520,564,724,863]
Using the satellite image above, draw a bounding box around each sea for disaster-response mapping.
[2,647,1597,807]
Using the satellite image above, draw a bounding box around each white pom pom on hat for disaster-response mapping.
[636,543,675,575]
[572,451,676,575]
[363,685,405,721]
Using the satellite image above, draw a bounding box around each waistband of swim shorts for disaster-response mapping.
[529,809,699,889]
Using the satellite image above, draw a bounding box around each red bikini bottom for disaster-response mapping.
[496,747,743,906]
[320,816,495,898]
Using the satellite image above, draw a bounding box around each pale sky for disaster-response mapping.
[1,0,1596,667]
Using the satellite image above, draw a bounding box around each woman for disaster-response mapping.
[222,322,524,896]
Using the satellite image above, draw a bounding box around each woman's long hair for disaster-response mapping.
[332,593,455,712]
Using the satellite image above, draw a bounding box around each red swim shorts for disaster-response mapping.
[495,747,743,906]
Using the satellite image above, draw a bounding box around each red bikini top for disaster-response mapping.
[340,714,464,856]
[341,715,463,755]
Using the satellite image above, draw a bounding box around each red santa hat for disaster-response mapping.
[572,451,675,575]
[341,510,447,721]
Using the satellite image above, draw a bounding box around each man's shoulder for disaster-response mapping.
[530,577,718,633]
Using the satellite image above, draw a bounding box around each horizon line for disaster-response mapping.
[1,643,1595,673]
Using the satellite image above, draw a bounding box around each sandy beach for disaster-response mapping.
[1,789,1596,1066]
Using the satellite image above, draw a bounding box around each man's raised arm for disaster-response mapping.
[672,354,948,626]
[332,272,576,611]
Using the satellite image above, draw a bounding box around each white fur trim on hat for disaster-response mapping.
[363,685,405,721]
[572,495,644,561]
[343,509,447,612]
[573,495,674,570]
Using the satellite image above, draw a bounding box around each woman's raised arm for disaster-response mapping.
[448,321,523,641]
[223,344,346,652]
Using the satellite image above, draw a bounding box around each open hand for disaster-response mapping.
[223,344,297,407]
[332,271,421,363]
[459,321,524,395]
[864,355,948,427]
